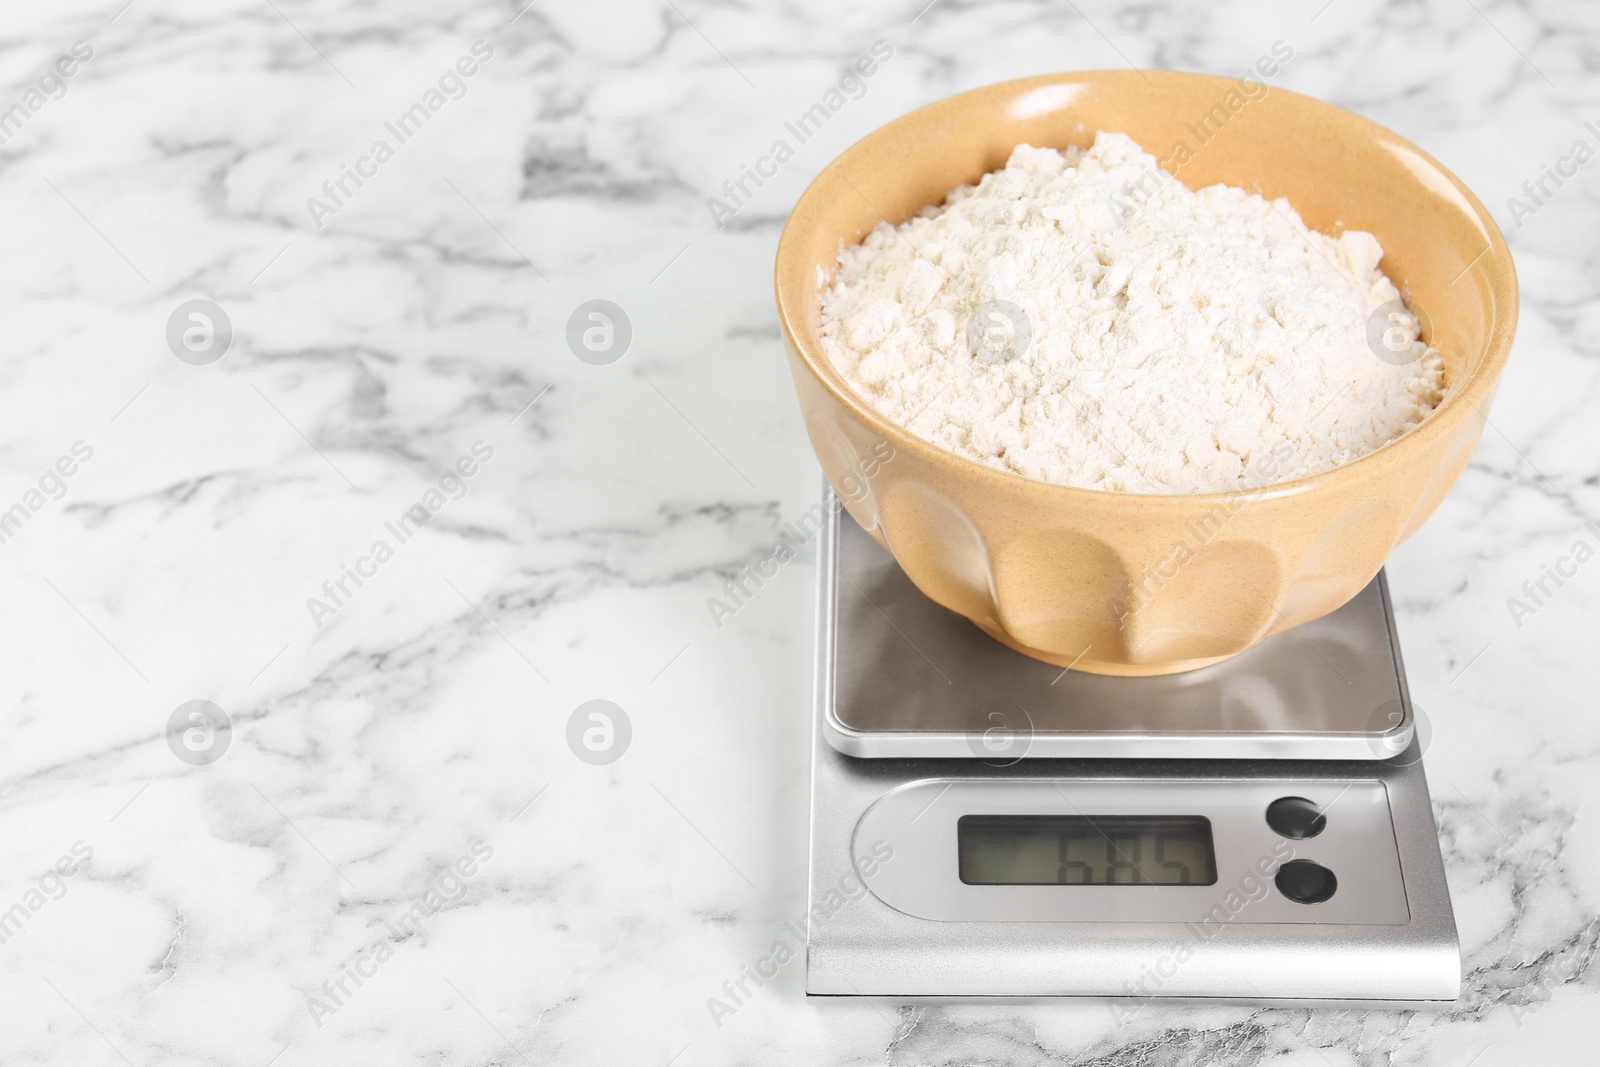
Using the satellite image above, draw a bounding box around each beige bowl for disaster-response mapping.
[775,71,1517,676]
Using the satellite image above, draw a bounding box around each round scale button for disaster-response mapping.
[1266,796,1326,839]
[1275,859,1338,904]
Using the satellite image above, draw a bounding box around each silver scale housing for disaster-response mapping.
[807,493,1459,1005]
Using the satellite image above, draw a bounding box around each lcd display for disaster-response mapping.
[957,814,1217,886]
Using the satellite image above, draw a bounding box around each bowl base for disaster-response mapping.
[971,621,1242,677]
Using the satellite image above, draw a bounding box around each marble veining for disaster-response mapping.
[0,0,1596,1064]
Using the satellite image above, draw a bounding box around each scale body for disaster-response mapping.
[806,491,1459,1005]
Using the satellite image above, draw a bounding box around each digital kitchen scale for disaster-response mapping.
[806,489,1458,1006]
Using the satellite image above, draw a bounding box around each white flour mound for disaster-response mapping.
[818,132,1445,493]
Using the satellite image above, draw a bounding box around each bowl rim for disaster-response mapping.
[773,69,1519,506]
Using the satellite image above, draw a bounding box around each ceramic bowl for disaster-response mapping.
[774,71,1517,675]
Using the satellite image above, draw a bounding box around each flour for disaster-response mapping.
[818,133,1445,493]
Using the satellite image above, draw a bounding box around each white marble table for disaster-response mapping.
[1,0,1595,1063]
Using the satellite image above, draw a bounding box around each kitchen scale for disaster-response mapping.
[806,488,1458,1006]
